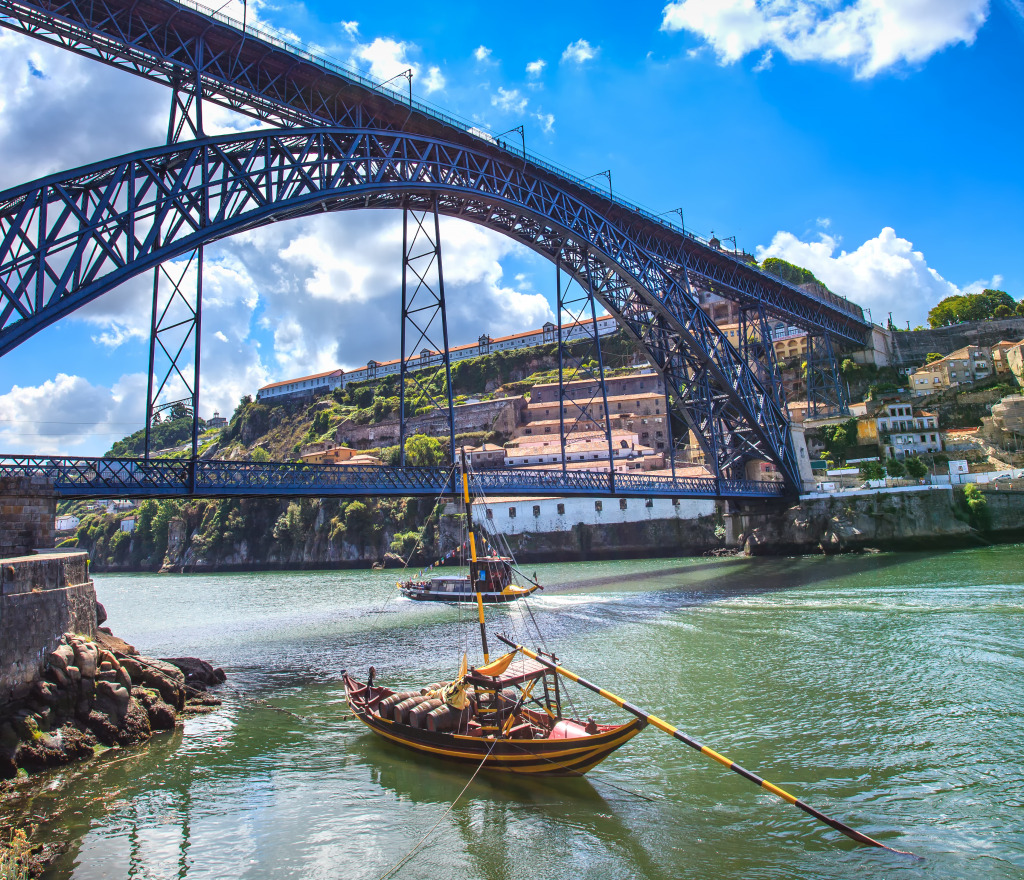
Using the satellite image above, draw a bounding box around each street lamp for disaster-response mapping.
[494,125,525,155]
[583,169,613,200]
[658,208,685,232]
[379,68,413,104]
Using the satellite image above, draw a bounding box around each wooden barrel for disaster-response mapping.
[409,699,444,729]
[394,697,422,725]
[378,691,419,720]
[419,682,447,695]
[425,704,471,733]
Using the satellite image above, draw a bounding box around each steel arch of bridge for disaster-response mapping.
[0,127,803,490]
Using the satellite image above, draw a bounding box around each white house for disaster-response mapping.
[55,514,80,531]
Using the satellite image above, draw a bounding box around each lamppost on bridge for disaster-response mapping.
[379,68,414,104]
[582,170,613,200]
[658,208,685,233]
[494,125,526,155]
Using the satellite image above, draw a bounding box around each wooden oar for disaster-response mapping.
[496,634,911,856]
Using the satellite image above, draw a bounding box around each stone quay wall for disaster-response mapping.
[1,552,97,708]
[0,475,56,557]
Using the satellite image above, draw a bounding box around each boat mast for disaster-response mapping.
[461,446,490,663]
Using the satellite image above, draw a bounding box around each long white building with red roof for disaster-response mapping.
[256,315,618,401]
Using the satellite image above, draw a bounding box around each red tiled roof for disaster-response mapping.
[259,369,342,392]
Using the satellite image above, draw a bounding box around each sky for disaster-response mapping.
[1,0,1022,455]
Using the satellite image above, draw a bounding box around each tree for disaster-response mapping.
[343,501,375,548]
[904,457,928,479]
[994,304,1013,319]
[928,290,1016,327]
[761,257,828,290]
[169,401,192,421]
[925,352,944,364]
[859,461,885,481]
[250,446,271,462]
[404,434,443,467]
[885,458,907,478]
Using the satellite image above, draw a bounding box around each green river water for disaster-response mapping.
[10,547,1024,879]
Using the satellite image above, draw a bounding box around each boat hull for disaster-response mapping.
[344,674,646,776]
[399,586,531,604]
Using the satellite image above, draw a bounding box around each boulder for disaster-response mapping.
[96,601,108,626]
[58,724,96,761]
[119,657,186,711]
[95,628,137,656]
[30,680,59,708]
[161,657,225,689]
[94,681,131,722]
[132,687,177,732]
[47,644,75,673]
[73,640,99,678]
[66,665,82,688]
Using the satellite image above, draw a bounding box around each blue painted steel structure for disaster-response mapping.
[0,0,872,500]
[0,456,788,501]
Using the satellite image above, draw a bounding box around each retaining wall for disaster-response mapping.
[0,552,96,707]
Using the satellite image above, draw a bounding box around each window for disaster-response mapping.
[486,508,493,519]
[931,434,937,442]
[645,498,654,508]
[533,505,541,517]
[672,498,680,507]
[595,501,602,512]
[619,499,628,510]
[509,507,516,518]
[557,503,565,515]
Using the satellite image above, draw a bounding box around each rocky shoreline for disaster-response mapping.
[0,613,225,877]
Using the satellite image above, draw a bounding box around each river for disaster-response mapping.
[16,547,1024,879]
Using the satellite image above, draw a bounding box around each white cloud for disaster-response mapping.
[474,45,492,62]
[0,372,148,455]
[561,39,599,65]
[423,65,446,93]
[661,0,989,78]
[492,87,528,114]
[340,20,359,36]
[526,58,547,77]
[534,111,556,134]
[350,37,445,93]
[755,226,971,325]
[753,48,773,72]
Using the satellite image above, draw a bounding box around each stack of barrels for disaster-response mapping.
[377,685,473,732]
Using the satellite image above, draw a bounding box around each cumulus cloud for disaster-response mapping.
[534,111,556,134]
[661,0,989,78]
[350,36,445,93]
[526,59,547,77]
[561,39,599,64]
[340,20,360,36]
[492,87,528,114]
[474,45,492,62]
[755,226,972,325]
[0,372,148,455]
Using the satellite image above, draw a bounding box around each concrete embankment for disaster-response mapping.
[729,486,1024,556]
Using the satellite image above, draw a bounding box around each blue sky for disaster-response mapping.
[1,0,1022,454]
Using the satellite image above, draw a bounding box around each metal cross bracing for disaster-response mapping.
[144,69,206,465]
[554,253,617,488]
[0,455,789,500]
[804,332,849,419]
[0,0,870,345]
[399,200,457,469]
[0,128,805,491]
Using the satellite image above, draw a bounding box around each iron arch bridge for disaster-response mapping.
[3,127,805,490]
[0,0,872,502]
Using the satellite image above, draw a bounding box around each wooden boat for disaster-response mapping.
[348,449,642,775]
[343,658,645,776]
[398,555,541,603]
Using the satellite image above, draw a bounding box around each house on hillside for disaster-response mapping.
[855,400,942,459]
[910,345,992,396]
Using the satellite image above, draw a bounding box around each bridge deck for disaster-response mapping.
[0,457,789,500]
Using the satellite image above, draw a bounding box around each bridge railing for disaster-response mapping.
[0,456,789,499]
[169,1,864,323]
